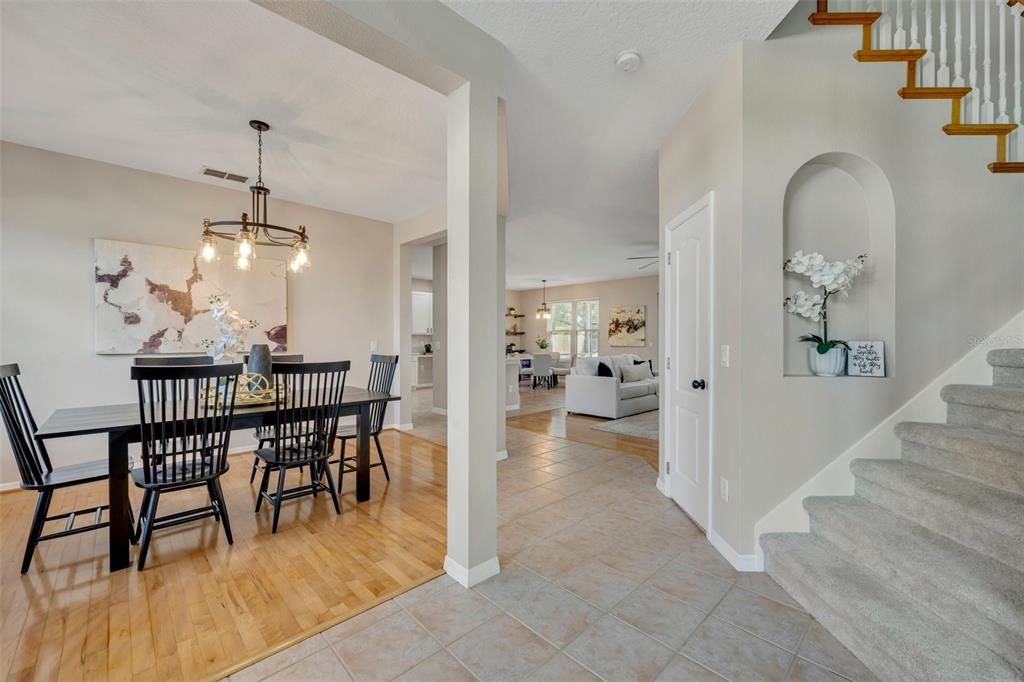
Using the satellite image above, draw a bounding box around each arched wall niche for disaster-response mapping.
[782,152,896,376]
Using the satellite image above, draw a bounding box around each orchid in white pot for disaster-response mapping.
[783,251,867,376]
[200,294,259,362]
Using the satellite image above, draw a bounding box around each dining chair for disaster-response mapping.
[550,353,572,387]
[247,354,304,483]
[531,352,553,390]
[0,363,135,574]
[131,362,242,570]
[133,356,213,366]
[329,354,398,492]
[253,361,349,532]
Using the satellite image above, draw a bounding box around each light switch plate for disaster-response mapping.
[370,340,379,352]
[720,477,729,502]
[720,345,730,368]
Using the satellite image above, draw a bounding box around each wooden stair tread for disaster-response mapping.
[943,123,1019,135]
[988,162,1024,173]
[809,11,882,25]
[898,86,972,99]
[854,49,928,62]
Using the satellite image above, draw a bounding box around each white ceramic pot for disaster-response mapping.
[808,345,847,377]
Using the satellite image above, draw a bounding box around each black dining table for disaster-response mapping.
[34,387,399,572]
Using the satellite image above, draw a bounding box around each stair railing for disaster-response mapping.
[828,0,1024,162]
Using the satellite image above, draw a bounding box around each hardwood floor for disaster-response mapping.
[507,408,660,472]
[0,431,447,682]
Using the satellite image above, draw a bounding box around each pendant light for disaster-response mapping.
[536,279,552,320]
[198,120,311,273]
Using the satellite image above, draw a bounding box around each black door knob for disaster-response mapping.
[692,379,706,390]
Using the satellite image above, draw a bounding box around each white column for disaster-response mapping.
[445,81,500,588]
[496,216,508,461]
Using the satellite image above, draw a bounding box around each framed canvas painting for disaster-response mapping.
[609,305,646,347]
[94,239,287,354]
[847,341,885,377]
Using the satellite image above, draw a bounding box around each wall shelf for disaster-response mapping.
[505,313,525,318]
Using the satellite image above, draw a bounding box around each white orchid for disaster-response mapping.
[201,294,259,361]
[783,252,868,352]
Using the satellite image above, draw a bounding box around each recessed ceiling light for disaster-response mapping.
[615,50,642,73]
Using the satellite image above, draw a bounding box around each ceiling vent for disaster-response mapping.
[201,167,248,184]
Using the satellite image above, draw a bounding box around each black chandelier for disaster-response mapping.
[536,279,551,320]
[198,120,310,273]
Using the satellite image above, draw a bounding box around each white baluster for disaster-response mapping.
[1014,4,1023,161]
[877,0,893,50]
[936,0,950,85]
[910,0,920,48]
[922,0,936,86]
[968,0,980,121]
[952,0,964,87]
[996,0,1009,123]
[981,0,994,122]
[894,0,907,49]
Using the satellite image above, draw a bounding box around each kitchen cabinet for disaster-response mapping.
[412,291,433,335]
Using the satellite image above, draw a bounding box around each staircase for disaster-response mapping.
[810,0,1024,173]
[761,349,1024,682]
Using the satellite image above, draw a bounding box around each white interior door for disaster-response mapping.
[666,198,711,530]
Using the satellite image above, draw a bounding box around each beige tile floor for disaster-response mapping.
[409,383,568,445]
[228,428,876,682]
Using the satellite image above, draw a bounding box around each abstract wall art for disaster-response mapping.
[94,239,287,355]
[608,305,646,347]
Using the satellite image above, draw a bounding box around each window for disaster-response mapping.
[547,299,599,357]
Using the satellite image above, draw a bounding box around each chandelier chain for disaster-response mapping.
[256,128,263,187]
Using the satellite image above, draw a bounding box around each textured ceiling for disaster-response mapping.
[0,0,447,224]
[445,0,797,289]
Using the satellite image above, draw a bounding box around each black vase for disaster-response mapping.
[247,344,273,384]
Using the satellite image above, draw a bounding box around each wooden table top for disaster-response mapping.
[36,387,399,439]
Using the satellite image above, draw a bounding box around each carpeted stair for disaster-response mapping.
[762,349,1024,681]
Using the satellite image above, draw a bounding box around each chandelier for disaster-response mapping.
[536,279,551,320]
[198,120,310,273]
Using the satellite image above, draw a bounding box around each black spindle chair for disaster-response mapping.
[131,362,241,570]
[247,354,304,483]
[253,361,349,533]
[133,356,213,366]
[0,363,135,574]
[329,355,398,492]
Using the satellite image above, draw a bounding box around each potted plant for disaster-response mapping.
[783,251,867,376]
[535,337,550,350]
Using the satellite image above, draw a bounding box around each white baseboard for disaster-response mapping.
[496,450,508,461]
[753,309,1024,568]
[431,407,447,416]
[505,403,520,412]
[391,423,415,431]
[0,480,21,492]
[709,528,761,572]
[444,555,501,588]
[655,477,667,497]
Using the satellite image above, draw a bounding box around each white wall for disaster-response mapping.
[514,276,660,362]
[0,142,394,485]
[658,3,1024,558]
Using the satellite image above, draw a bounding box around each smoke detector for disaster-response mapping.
[615,50,643,73]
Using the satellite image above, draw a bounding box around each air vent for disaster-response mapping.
[201,167,248,183]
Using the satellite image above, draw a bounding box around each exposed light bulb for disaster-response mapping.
[236,255,251,271]
[237,239,252,258]
[536,311,541,319]
[199,235,217,263]
[288,241,309,273]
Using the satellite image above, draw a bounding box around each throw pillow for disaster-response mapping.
[597,361,615,378]
[576,356,600,376]
[621,362,654,383]
[634,359,654,373]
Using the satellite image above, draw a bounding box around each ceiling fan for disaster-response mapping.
[627,255,659,270]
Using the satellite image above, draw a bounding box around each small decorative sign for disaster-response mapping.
[847,341,885,377]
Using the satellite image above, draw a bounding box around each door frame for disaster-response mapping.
[661,191,715,532]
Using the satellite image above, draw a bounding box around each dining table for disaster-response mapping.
[34,386,399,572]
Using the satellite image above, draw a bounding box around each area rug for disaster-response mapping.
[591,409,659,440]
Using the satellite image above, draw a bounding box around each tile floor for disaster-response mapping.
[228,428,876,682]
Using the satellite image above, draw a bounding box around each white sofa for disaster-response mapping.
[565,354,658,419]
